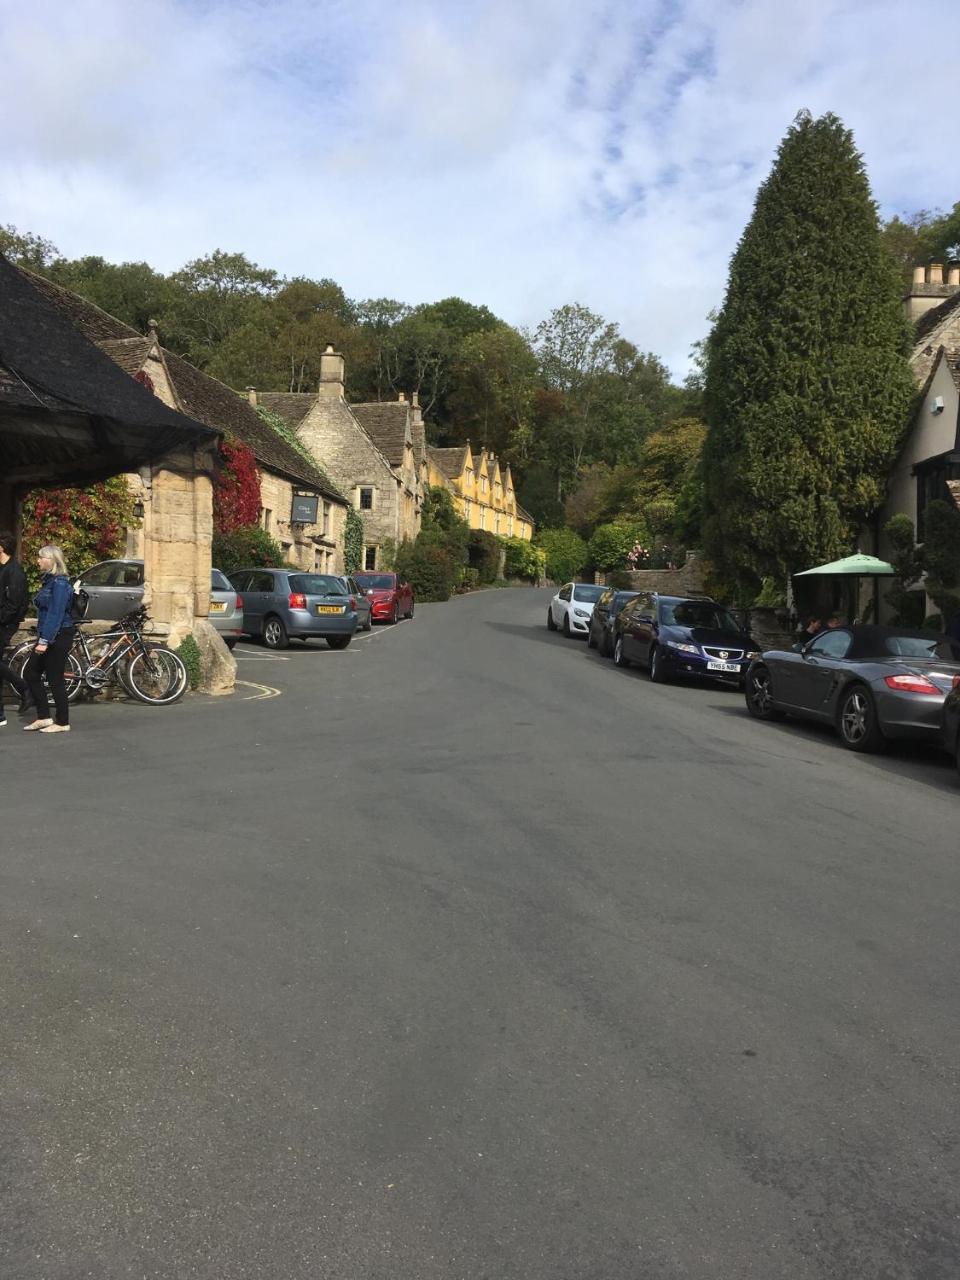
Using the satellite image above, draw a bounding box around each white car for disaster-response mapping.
[547,582,607,637]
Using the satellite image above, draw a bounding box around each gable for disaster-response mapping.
[351,402,412,468]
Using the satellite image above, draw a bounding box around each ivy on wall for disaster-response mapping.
[20,477,138,587]
[344,507,364,574]
[214,439,261,533]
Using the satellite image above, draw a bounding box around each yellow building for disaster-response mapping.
[427,445,534,541]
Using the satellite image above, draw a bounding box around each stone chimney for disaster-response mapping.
[409,391,423,429]
[903,263,960,322]
[397,392,407,404]
[246,387,258,408]
[319,345,345,400]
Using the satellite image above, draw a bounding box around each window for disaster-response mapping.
[211,569,232,591]
[314,550,323,572]
[572,584,606,603]
[365,546,377,570]
[558,584,572,602]
[807,629,853,659]
[289,574,346,596]
[359,487,374,510]
[322,501,331,535]
[80,562,122,587]
[261,507,273,532]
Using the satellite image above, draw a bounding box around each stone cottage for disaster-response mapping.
[427,444,534,540]
[22,272,349,577]
[255,346,422,571]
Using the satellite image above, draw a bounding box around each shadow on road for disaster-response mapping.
[484,621,585,649]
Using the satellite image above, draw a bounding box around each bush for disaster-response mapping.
[176,634,202,691]
[469,529,502,584]
[344,508,364,574]
[20,476,139,589]
[587,521,647,572]
[212,525,284,573]
[501,536,545,581]
[536,527,588,583]
[395,540,457,602]
[459,567,480,591]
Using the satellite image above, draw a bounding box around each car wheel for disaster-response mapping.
[649,645,670,683]
[744,665,785,720]
[405,601,414,619]
[613,636,630,668]
[262,615,289,650]
[547,608,557,631]
[225,638,237,650]
[326,635,351,650]
[562,613,571,637]
[364,613,373,632]
[390,603,399,625]
[837,684,885,753]
[587,628,597,650]
[600,629,612,658]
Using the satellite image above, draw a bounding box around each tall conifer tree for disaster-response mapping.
[701,111,916,596]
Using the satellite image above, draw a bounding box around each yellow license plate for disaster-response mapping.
[209,601,226,613]
[317,605,343,614]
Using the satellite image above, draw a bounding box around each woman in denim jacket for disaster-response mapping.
[24,545,75,734]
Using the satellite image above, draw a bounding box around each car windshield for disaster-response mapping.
[354,575,395,590]
[662,601,741,632]
[883,634,958,659]
[572,584,605,603]
[288,574,346,597]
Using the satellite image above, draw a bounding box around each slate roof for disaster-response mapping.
[915,291,960,343]
[0,257,216,484]
[427,445,469,480]
[16,267,343,501]
[257,392,315,431]
[351,401,410,467]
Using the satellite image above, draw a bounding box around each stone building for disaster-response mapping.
[21,272,349,577]
[255,347,423,571]
[426,444,534,540]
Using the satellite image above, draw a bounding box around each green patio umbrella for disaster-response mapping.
[794,553,895,577]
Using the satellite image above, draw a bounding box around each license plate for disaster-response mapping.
[707,660,740,673]
[317,604,343,614]
[209,601,226,613]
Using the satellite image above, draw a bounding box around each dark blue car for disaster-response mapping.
[611,592,761,685]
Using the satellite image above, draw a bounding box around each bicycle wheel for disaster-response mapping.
[9,643,85,704]
[122,647,188,705]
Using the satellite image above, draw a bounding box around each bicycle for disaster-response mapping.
[10,605,188,706]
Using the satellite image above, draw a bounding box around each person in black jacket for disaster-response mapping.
[0,534,32,726]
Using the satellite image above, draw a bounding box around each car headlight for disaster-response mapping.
[745,651,760,661]
[669,642,699,655]
[573,609,590,618]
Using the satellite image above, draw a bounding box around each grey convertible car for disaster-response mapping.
[744,625,960,752]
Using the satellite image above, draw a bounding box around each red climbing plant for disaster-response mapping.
[213,438,261,533]
[20,477,138,589]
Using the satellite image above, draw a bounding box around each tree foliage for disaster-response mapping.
[344,508,364,574]
[212,526,284,572]
[20,478,138,587]
[535,527,588,583]
[587,521,648,571]
[702,111,916,598]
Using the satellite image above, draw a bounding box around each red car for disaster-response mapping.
[353,572,415,624]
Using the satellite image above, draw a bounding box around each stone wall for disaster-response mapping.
[605,552,707,596]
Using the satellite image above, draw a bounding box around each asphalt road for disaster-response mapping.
[2,587,958,1279]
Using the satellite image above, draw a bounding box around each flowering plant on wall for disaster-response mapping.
[213,439,261,533]
[20,477,138,588]
[625,542,650,568]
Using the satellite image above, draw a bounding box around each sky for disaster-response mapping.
[1,0,957,376]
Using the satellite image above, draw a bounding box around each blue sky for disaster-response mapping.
[1,0,956,375]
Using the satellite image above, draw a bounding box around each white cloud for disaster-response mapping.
[1,0,957,375]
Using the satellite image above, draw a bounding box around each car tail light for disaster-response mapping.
[289,592,307,609]
[235,595,243,610]
[953,675,960,690]
[349,596,356,610]
[884,674,939,694]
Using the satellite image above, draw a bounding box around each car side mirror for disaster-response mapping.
[791,642,803,653]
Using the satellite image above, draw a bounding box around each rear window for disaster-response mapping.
[288,574,346,597]
[572,584,605,603]
[884,635,957,659]
[354,574,396,590]
[211,569,231,591]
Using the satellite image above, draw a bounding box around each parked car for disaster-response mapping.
[227,568,361,649]
[745,625,960,753]
[209,568,244,649]
[352,572,414,624]
[547,582,607,638]
[74,558,145,620]
[612,593,761,684]
[941,676,960,778]
[339,576,373,632]
[586,589,639,656]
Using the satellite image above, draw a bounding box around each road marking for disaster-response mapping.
[234,653,291,662]
[235,679,282,701]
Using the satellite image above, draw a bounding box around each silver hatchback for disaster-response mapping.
[209,569,244,649]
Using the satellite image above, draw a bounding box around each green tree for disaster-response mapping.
[883,512,926,625]
[47,256,173,333]
[0,224,60,269]
[922,499,960,622]
[165,250,279,366]
[587,521,648,572]
[344,508,364,574]
[702,111,917,599]
[535,527,588,583]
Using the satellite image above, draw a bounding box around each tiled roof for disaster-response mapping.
[516,504,536,525]
[427,445,469,479]
[162,350,344,501]
[17,268,343,501]
[351,401,410,467]
[257,392,314,430]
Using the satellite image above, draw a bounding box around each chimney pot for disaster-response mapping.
[948,266,960,287]
[912,265,926,285]
[246,387,257,407]
[929,263,944,284]
[319,347,345,401]
[398,392,406,403]
[411,391,419,407]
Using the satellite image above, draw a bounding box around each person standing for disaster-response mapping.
[0,532,31,726]
[23,545,75,734]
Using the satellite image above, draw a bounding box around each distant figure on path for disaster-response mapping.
[23,545,75,735]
